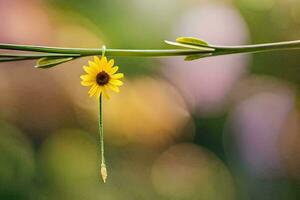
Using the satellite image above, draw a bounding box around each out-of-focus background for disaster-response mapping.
[0,0,300,199]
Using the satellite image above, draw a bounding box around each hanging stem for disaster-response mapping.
[99,93,107,183]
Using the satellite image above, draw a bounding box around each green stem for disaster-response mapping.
[0,53,80,57]
[0,53,81,62]
[99,94,104,164]
[0,43,211,56]
[211,40,300,56]
[0,40,300,59]
[98,94,107,183]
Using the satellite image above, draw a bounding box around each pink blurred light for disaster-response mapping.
[229,83,296,178]
[163,3,250,115]
[0,0,53,43]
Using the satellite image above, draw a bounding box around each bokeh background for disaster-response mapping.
[0,0,300,199]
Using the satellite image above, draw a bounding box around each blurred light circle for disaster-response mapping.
[151,143,235,200]
[227,76,296,178]
[0,64,76,136]
[39,129,98,186]
[72,64,194,150]
[0,121,35,193]
[174,3,249,45]
[104,77,192,147]
[279,109,300,181]
[0,0,53,43]
[163,3,249,115]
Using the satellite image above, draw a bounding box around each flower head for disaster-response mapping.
[80,56,124,99]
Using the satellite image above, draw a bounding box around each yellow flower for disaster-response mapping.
[80,56,124,99]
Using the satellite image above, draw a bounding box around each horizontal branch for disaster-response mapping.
[0,38,300,67]
[0,40,298,57]
[211,40,300,56]
[0,43,212,57]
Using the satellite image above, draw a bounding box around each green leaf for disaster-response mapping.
[35,57,74,68]
[184,53,212,61]
[176,37,209,47]
[164,40,214,52]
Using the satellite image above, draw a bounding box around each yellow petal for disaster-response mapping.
[83,66,97,74]
[94,56,101,65]
[109,79,123,86]
[80,74,95,82]
[111,73,124,79]
[106,59,114,71]
[88,84,99,97]
[100,57,108,70]
[88,61,97,68]
[109,66,119,75]
[108,84,120,93]
[89,61,101,73]
[95,87,102,98]
[102,86,110,99]
[81,80,95,86]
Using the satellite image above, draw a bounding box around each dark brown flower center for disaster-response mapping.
[96,71,110,85]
